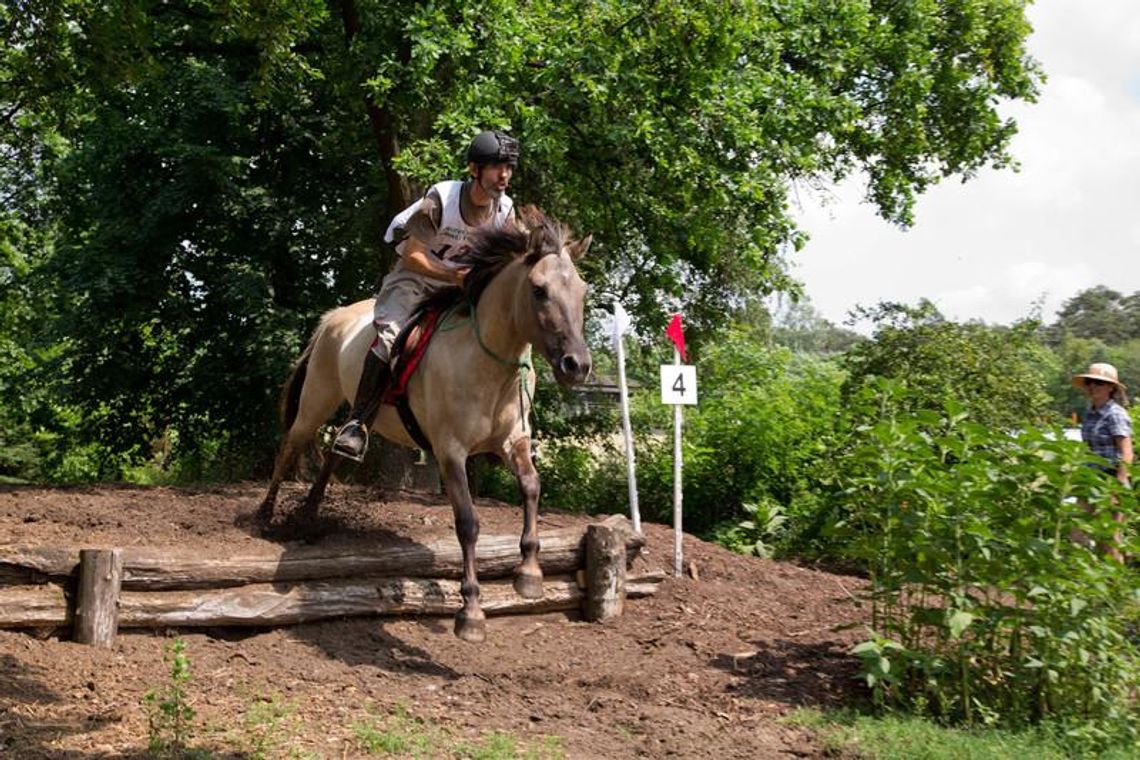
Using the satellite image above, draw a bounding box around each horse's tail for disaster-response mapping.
[280,335,316,433]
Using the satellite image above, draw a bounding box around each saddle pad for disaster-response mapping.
[381,309,442,405]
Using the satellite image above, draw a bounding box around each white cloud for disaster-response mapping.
[794,2,1140,332]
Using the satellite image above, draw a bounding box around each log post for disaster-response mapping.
[74,549,122,648]
[583,522,626,622]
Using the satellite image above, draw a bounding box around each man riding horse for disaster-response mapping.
[332,130,521,462]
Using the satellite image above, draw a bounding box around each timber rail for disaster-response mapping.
[0,514,661,647]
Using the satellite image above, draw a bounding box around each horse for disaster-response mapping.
[257,206,592,642]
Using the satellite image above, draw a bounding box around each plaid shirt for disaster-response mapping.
[1081,399,1132,467]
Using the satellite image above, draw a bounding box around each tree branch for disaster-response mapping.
[338,0,409,217]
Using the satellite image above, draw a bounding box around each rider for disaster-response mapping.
[331,130,520,461]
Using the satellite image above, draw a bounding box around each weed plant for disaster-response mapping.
[142,638,202,757]
[837,380,1139,750]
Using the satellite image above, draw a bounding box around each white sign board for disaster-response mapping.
[660,365,698,405]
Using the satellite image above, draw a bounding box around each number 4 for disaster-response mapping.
[672,373,686,396]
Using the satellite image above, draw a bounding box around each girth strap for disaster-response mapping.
[396,396,433,454]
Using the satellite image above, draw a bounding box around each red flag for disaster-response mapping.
[665,313,687,362]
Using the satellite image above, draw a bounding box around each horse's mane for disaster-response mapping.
[414,205,567,315]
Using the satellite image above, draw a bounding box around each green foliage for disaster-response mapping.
[473,435,629,516]
[1,1,1043,478]
[143,638,199,757]
[768,297,864,355]
[239,689,305,760]
[836,382,1139,746]
[1045,286,1140,347]
[843,301,1059,430]
[709,497,788,558]
[637,329,845,536]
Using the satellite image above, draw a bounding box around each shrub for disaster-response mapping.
[838,380,1139,747]
[634,330,844,537]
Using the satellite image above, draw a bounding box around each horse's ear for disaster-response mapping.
[528,227,544,253]
[569,234,592,261]
[524,227,545,265]
[518,204,543,232]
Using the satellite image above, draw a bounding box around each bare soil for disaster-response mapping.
[0,482,869,758]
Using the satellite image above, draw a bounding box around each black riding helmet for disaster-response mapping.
[466,130,519,167]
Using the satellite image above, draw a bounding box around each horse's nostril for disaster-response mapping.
[558,354,591,382]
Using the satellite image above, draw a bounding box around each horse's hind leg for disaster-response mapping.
[260,367,344,530]
[258,435,300,524]
[507,437,543,599]
[439,448,485,642]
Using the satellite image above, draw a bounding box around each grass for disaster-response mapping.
[787,708,1139,760]
[352,702,564,759]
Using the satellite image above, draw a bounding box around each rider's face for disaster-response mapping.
[472,161,513,200]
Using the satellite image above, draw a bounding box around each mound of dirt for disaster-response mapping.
[0,483,869,758]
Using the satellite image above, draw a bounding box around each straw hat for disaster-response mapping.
[1070,362,1126,391]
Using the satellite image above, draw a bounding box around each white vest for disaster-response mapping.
[384,180,514,261]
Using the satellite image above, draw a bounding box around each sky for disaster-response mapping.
[792,1,1140,332]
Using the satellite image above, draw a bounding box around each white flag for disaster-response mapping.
[613,299,631,347]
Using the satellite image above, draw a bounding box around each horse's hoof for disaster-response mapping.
[513,571,544,600]
[235,508,266,530]
[298,518,330,544]
[454,609,486,643]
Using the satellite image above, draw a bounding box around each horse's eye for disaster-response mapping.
[532,285,547,301]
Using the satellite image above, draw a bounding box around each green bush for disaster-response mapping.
[837,380,1139,747]
[635,330,844,537]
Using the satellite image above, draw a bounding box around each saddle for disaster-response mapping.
[378,303,456,452]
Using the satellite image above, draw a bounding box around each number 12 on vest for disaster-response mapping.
[660,365,698,405]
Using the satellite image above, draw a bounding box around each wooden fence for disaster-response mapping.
[0,514,661,647]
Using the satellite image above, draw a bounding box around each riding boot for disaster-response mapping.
[332,351,390,462]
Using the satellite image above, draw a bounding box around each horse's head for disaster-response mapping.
[519,208,592,387]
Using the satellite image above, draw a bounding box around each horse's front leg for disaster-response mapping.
[507,437,543,599]
[440,449,485,642]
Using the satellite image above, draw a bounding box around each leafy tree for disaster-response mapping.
[1045,286,1140,346]
[769,296,864,354]
[842,301,1058,430]
[3,0,1044,476]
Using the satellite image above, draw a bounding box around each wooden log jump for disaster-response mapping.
[74,548,122,647]
[0,515,661,645]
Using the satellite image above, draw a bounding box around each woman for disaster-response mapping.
[1071,362,1133,561]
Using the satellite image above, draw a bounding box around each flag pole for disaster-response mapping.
[672,346,683,578]
[613,300,640,533]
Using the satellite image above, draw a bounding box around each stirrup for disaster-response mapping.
[332,420,369,463]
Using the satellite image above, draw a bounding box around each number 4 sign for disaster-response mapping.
[660,365,698,405]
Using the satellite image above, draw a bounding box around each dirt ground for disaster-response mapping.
[0,482,869,758]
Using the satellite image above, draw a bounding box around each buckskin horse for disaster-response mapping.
[257,206,592,641]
